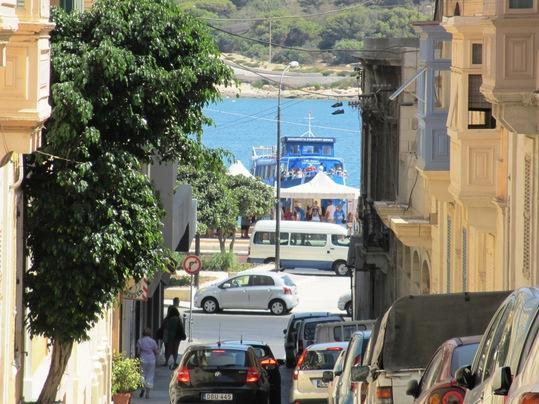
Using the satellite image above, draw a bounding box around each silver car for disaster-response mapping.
[194,271,299,315]
[290,341,349,403]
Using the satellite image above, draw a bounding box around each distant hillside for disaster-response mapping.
[179,0,432,66]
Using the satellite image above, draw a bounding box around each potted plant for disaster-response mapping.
[112,352,142,404]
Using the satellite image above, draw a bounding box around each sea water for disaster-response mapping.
[202,98,362,188]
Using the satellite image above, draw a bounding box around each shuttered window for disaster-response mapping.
[523,156,532,279]
[447,216,452,292]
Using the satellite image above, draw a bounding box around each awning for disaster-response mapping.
[280,172,360,199]
[389,66,427,101]
[227,160,254,178]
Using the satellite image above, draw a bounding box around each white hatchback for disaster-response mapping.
[194,271,299,315]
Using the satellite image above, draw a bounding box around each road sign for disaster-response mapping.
[182,255,202,275]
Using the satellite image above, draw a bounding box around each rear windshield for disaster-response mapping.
[185,349,249,369]
[250,345,272,359]
[334,324,369,341]
[282,275,296,287]
[451,343,479,376]
[300,349,342,370]
[305,319,338,341]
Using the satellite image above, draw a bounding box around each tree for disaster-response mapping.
[24,1,233,402]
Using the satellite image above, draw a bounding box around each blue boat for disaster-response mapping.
[250,114,348,188]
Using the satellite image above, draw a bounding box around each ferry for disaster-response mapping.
[250,114,347,188]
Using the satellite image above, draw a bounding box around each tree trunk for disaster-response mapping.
[229,233,236,252]
[38,339,74,404]
[217,232,226,254]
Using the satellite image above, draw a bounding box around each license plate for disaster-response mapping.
[202,393,233,401]
[317,380,328,388]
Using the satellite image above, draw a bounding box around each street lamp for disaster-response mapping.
[275,61,299,271]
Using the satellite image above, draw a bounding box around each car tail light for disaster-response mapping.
[177,366,190,384]
[283,287,292,295]
[428,387,465,404]
[260,357,278,367]
[246,367,260,383]
[294,350,308,380]
[520,393,539,404]
[212,349,225,353]
[375,386,393,404]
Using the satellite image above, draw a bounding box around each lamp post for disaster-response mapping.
[275,61,299,271]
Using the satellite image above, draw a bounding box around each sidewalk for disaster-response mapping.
[131,363,174,404]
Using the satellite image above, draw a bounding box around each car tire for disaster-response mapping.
[333,260,350,276]
[269,299,287,315]
[201,297,219,314]
[345,301,352,317]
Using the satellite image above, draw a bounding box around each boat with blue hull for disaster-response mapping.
[251,115,348,188]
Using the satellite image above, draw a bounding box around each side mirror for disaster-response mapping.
[406,379,421,398]
[350,365,370,382]
[492,366,512,396]
[455,365,475,390]
[322,371,334,383]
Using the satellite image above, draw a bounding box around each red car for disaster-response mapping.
[406,336,481,404]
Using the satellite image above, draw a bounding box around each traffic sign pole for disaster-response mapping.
[182,255,202,343]
[188,274,193,342]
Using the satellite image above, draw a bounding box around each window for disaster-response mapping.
[250,275,274,286]
[60,0,74,11]
[322,145,332,156]
[433,69,451,111]
[228,275,250,288]
[420,348,444,391]
[290,233,327,247]
[472,44,483,65]
[185,349,248,369]
[282,275,296,287]
[509,0,533,8]
[433,39,452,60]
[451,343,479,376]
[253,232,289,245]
[300,349,342,371]
[331,235,350,246]
[16,0,25,7]
[468,75,496,129]
[334,324,368,341]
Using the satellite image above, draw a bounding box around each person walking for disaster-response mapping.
[334,204,346,226]
[311,201,321,222]
[325,201,336,223]
[137,328,159,399]
[159,306,186,368]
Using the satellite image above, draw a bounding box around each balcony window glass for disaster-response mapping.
[433,69,451,111]
[471,44,483,65]
[60,0,74,12]
[468,75,496,129]
[509,0,533,8]
[433,40,452,60]
[16,0,25,7]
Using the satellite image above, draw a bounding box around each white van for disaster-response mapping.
[248,220,351,275]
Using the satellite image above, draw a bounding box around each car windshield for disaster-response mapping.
[185,349,249,369]
[300,349,342,370]
[451,343,479,376]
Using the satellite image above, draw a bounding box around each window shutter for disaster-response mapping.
[462,228,467,292]
[523,156,532,279]
[446,216,452,292]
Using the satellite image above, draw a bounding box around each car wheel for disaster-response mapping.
[269,299,286,315]
[333,260,350,276]
[201,297,219,314]
[345,301,352,317]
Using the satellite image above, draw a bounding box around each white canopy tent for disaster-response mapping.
[227,160,254,178]
[280,172,360,199]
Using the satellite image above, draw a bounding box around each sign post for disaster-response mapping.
[182,255,202,342]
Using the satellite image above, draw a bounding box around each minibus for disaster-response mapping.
[248,220,351,276]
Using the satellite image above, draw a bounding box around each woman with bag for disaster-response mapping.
[137,328,159,399]
[159,305,186,368]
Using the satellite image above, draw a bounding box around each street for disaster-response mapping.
[134,268,350,404]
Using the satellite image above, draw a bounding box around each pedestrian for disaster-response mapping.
[306,206,312,221]
[240,216,250,238]
[158,306,186,368]
[334,204,346,225]
[172,297,180,308]
[137,328,159,399]
[325,201,335,223]
[311,201,321,222]
[294,203,305,221]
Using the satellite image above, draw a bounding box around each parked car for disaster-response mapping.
[193,271,298,315]
[295,315,343,362]
[324,330,372,404]
[338,292,352,316]
[406,336,481,404]
[327,350,347,404]
[290,341,349,403]
[454,287,539,404]
[314,320,375,344]
[350,291,510,404]
[248,220,351,275]
[169,343,271,404]
[283,312,335,368]
[223,340,281,404]
[506,310,539,403]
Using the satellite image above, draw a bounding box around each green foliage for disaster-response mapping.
[180,0,237,16]
[332,39,363,64]
[227,174,274,219]
[204,252,239,270]
[112,353,142,394]
[25,0,233,346]
[168,275,192,287]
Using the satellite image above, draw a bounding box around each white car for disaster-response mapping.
[194,271,299,315]
[337,292,352,316]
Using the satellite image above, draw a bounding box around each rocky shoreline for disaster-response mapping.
[218,82,360,100]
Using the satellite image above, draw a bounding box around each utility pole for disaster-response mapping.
[268,19,272,64]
